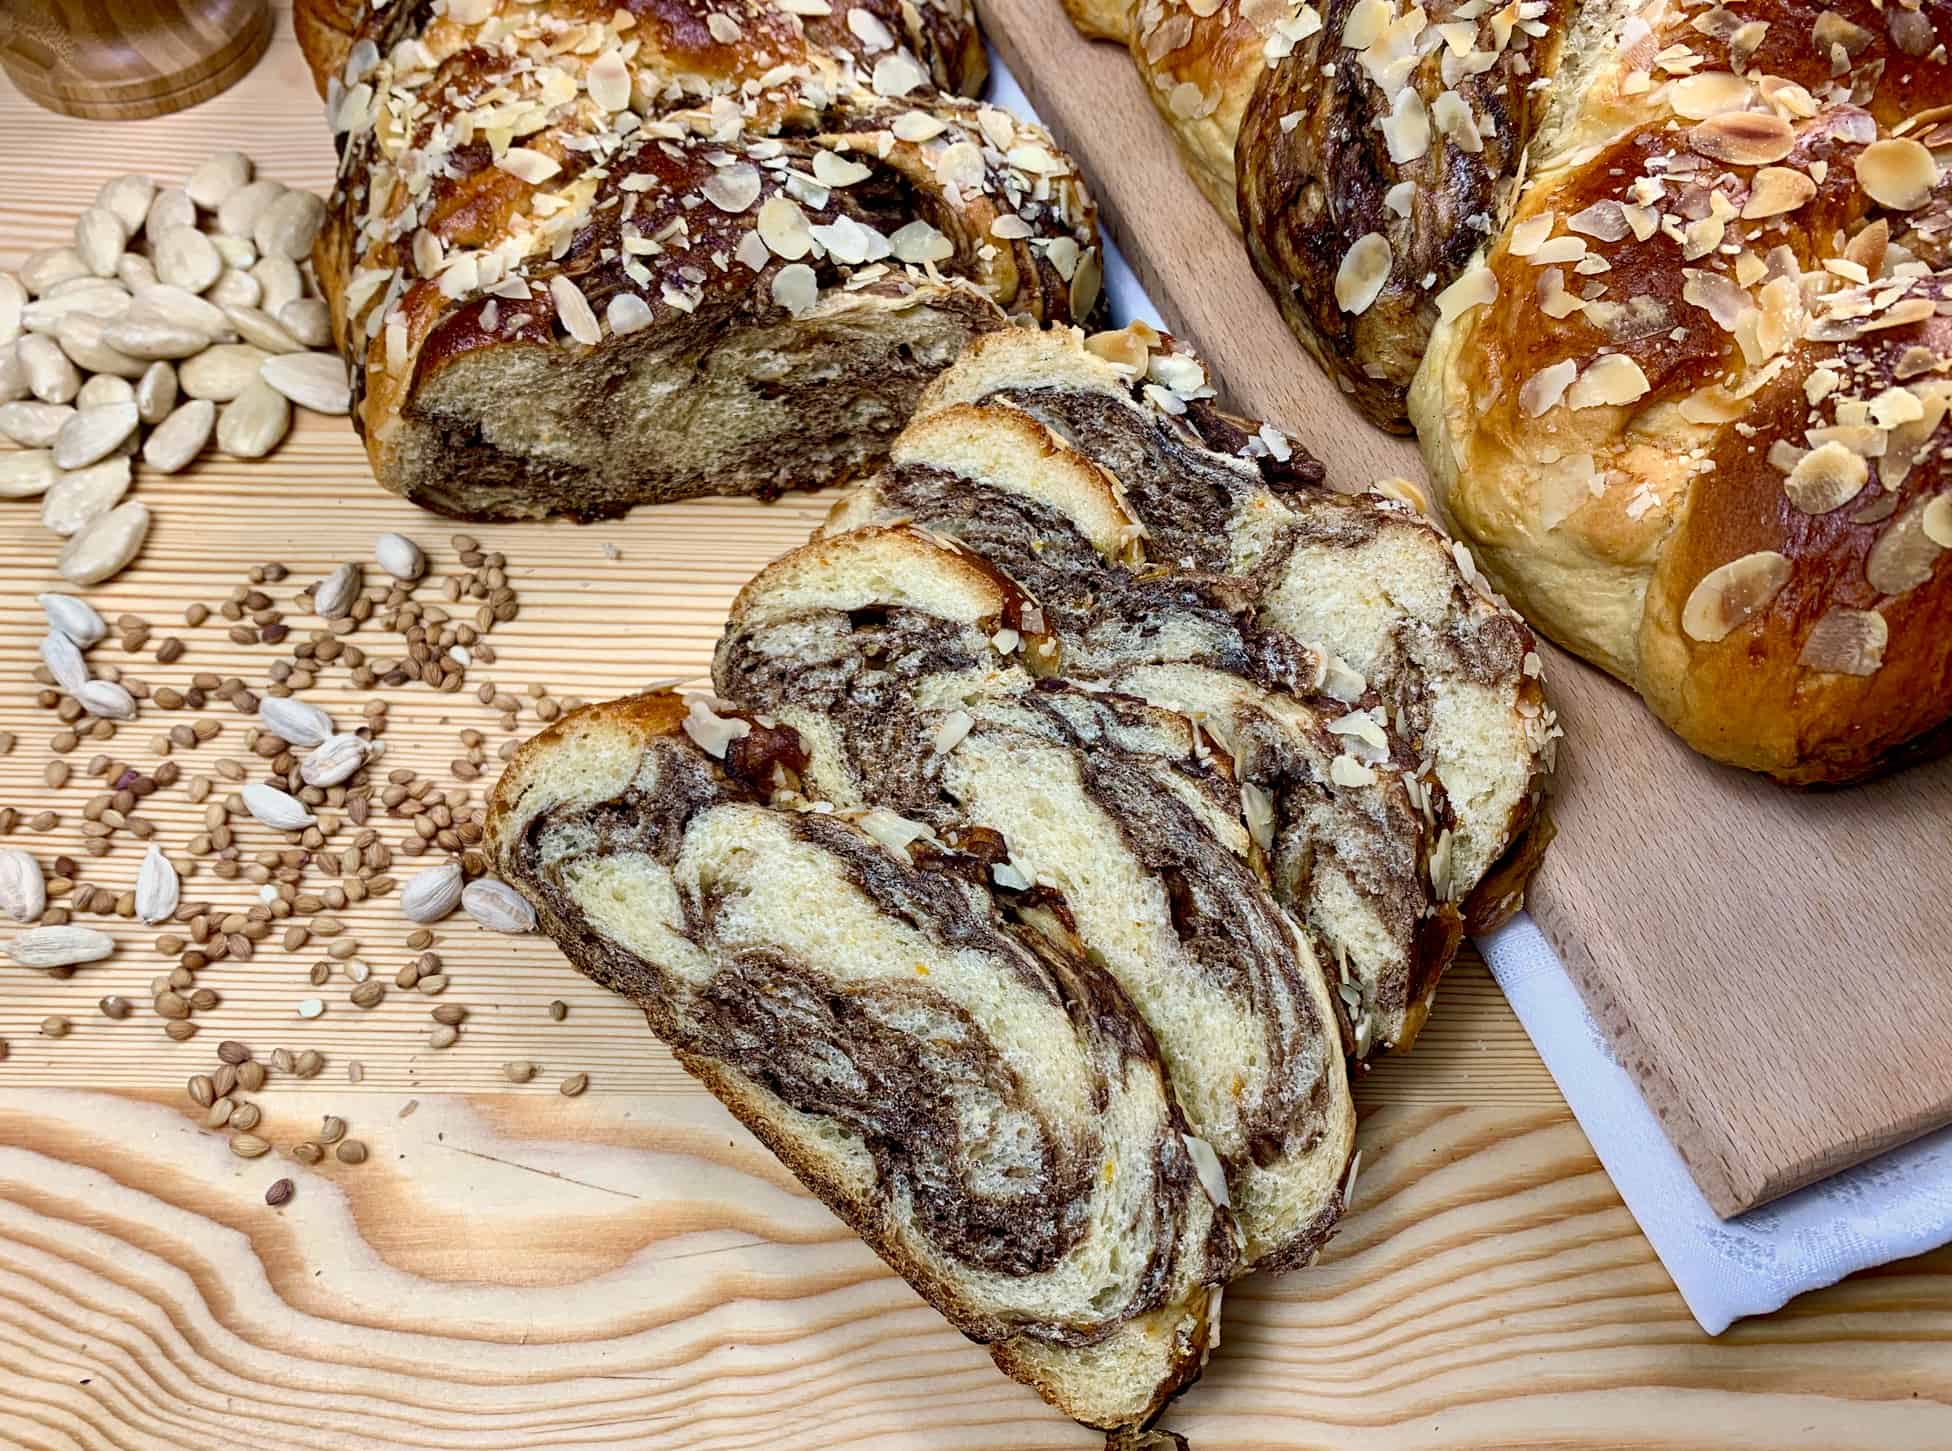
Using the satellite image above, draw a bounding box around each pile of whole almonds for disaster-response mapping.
[0,152,350,587]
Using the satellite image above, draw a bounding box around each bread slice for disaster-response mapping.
[488,691,1235,1430]
[718,538,1357,1271]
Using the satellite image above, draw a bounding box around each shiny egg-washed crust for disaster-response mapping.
[295,0,1102,520]
[488,689,1232,1431]
[1414,0,1952,781]
[1075,0,1952,782]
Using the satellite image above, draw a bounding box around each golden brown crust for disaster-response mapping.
[1415,0,1952,782]
[306,0,1101,519]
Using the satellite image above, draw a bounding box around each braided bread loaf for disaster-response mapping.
[1070,0,1952,782]
[294,0,1100,520]
[489,324,1556,1432]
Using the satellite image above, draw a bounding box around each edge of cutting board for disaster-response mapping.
[979,0,1952,1218]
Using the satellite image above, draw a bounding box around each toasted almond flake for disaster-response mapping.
[1381,89,1430,163]
[891,111,948,142]
[1784,440,1868,512]
[1334,233,1392,314]
[1798,608,1887,675]
[1924,494,1952,548]
[1866,500,1947,594]
[990,214,1034,240]
[1690,112,1794,164]
[1742,166,1817,218]
[847,5,895,47]
[1856,139,1938,211]
[588,49,631,111]
[1384,180,1416,217]
[1519,358,1578,416]
[549,275,600,345]
[812,150,872,187]
[1507,212,1556,257]
[706,11,741,42]
[756,195,813,258]
[890,219,953,264]
[1434,264,1497,321]
[1681,550,1792,641]
[497,148,561,185]
[606,292,654,336]
[1329,754,1377,788]
[702,162,762,214]
[1567,353,1650,409]
[1668,70,1751,117]
[871,53,929,97]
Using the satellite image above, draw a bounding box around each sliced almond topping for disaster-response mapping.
[770,262,818,318]
[587,49,631,112]
[1925,494,1952,548]
[1742,165,1817,218]
[756,195,813,258]
[1334,232,1392,314]
[1669,70,1751,118]
[1798,608,1887,675]
[1434,264,1498,321]
[1519,358,1578,416]
[1567,353,1651,409]
[496,147,561,185]
[1690,112,1795,165]
[871,53,929,98]
[1866,499,1947,594]
[1682,550,1792,641]
[1783,440,1868,512]
[703,162,762,213]
[1382,89,1431,163]
[890,219,953,264]
[1507,211,1556,257]
[812,150,872,188]
[1812,10,1874,57]
[1855,138,1938,211]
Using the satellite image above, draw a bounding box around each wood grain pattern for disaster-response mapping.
[1,9,1950,1450]
[978,0,1952,1218]
[0,0,272,121]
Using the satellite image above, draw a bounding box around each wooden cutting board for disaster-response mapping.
[979,0,1952,1218]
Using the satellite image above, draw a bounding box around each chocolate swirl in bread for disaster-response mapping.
[295,0,1103,520]
[489,691,1233,1429]
[491,325,1554,1433]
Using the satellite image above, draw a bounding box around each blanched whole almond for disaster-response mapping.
[217,179,284,241]
[97,173,156,234]
[224,303,303,354]
[153,225,223,292]
[134,283,230,338]
[57,499,150,585]
[105,314,212,360]
[279,297,332,348]
[0,273,23,343]
[142,397,216,473]
[19,245,89,295]
[53,313,147,379]
[252,254,303,313]
[0,449,58,499]
[42,456,133,536]
[259,351,351,414]
[207,267,260,308]
[255,190,326,260]
[0,343,22,405]
[53,401,139,470]
[136,359,177,423]
[116,253,158,291]
[211,234,257,271]
[22,282,130,332]
[180,343,270,401]
[76,373,134,410]
[145,185,197,237]
[75,206,130,278]
[216,379,291,458]
[19,333,81,403]
[0,399,75,446]
[186,149,252,209]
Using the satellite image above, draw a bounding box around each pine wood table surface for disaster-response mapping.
[0,9,1948,1450]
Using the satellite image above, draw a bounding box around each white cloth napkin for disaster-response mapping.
[985,51,1952,1339]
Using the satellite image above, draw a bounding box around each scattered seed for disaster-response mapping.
[334,1138,368,1164]
[265,1177,295,1206]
